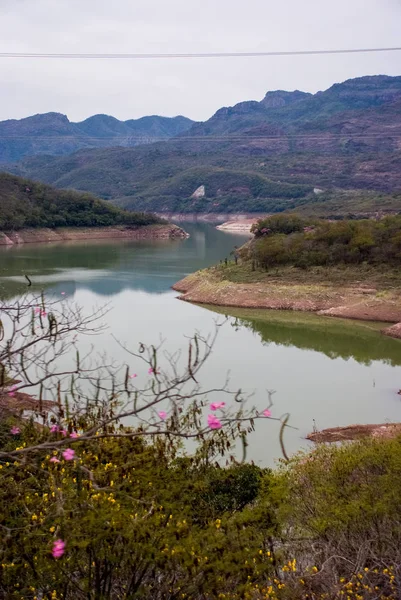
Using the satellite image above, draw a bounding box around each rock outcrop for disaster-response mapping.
[191,185,206,199]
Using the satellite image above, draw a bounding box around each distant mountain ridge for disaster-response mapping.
[182,75,401,138]
[6,75,401,215]
[0,113,194,163]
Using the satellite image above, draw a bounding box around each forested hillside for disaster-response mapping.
[0,172,161,229]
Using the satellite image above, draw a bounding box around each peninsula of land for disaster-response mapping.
[173,214,401,339]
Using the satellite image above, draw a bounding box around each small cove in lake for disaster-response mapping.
[1,222,401,465]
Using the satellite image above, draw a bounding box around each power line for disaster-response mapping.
[0,47,400,60]
[0,133,399,142]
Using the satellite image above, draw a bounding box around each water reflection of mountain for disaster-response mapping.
[0,224,249,299]
[211,308,401,367]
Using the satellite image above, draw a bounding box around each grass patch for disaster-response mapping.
[213,261,401,289]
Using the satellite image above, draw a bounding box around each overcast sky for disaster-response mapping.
[0,0,400,123]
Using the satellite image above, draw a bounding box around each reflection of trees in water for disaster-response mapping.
[0,224,246,298]
[232,316,401,367]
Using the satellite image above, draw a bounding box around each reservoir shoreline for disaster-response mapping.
[172,268,401,338]
[0,224,188,246]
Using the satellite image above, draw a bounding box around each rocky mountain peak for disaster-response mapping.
[260,90,311,108]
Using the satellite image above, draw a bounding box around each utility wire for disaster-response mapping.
[0,47,400,59]
[0,133,399,141]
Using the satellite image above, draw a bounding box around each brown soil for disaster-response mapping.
[0,391,56,413]
[307,422,401,443]
[382,322,401,339]
[172,270,401,326]
[0,224,188,246]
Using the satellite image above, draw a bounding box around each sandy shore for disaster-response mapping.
[216,220,255,234]
[155,212,267,223]
[0,224,189,246]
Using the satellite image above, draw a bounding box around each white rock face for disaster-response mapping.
[191,185,206,199]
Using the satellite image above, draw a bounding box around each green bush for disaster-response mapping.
[252,214,308,236]
[249,214,401,269]
[270,437,401,597]
[3,418,401,598]
[0,431,275,599]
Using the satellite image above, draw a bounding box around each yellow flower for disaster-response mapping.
[49,526,55,533]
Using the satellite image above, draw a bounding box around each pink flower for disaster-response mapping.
[61,292,66,296]
[49,457,60,463]
[263,409,272,418]
[10,426,20,435]
[69,432,79,439]
[129,374,137,379]
[210,402,226,411]
[8,385,17,398]
[207,414,222,430]
[34,307,41,314]
[148,367,160,375]
[62,449,75,461]
[52,539,65,559]
[60,429,68,437]
[158,411,167,420]
[41,311,47,317]
[50,425,59,433]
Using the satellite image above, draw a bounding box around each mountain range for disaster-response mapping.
[4,75,401,215]
[0,113,194,163]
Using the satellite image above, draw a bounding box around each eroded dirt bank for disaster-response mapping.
[307,423,401,443]
[172,269,401,337]
[0,224,188,245]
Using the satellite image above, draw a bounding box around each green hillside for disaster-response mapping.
[116,167,313,213]
[0,172,161,230]
[293,189,401,218]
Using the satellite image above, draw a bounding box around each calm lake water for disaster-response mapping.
[2,222,401,465]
